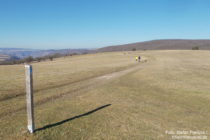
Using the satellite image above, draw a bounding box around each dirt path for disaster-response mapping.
[0,61,147,119]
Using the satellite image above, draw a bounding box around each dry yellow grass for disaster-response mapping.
[0,50,209,140]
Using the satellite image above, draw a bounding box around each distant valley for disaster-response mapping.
[1,39,210,62]
[0,54,9,62]
[0,48,90,61]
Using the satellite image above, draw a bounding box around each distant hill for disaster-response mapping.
[96,39,210,52]
[0,48,90,60]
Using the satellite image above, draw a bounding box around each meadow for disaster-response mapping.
[0,50,209,140]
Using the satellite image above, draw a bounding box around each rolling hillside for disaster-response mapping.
[97,39,210,52]
[0,51,209,139]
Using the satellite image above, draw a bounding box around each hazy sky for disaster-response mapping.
[0,0,210,49]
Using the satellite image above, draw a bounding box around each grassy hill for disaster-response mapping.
[97,39,210,52]
[0,51,209,139]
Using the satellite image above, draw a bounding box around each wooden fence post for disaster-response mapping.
[25,64,35,133]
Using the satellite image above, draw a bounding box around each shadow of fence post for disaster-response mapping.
[35,104,111,132]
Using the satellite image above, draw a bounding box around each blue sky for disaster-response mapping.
[0,0,210,49]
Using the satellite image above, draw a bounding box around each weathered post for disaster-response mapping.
[25,64,35,133]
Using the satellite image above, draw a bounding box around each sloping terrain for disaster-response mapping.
[0,51,209,140]
[97,39,210,52]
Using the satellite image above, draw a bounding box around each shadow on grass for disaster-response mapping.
[35,104,111,132]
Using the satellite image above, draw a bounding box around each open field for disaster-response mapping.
[0,50,209,140]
